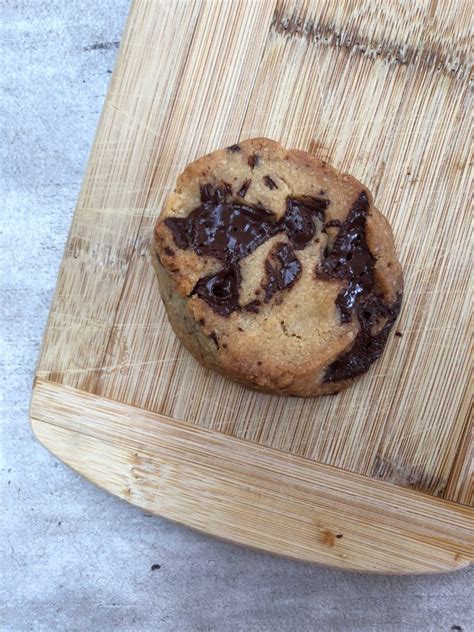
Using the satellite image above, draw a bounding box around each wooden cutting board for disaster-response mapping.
[30,0,473,573]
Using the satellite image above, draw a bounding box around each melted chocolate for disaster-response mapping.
[166,185,328,315]
[324,295,401,382]
[281,196,328,250]
[320,191,375,323]
[194,265,241,317]
[319,191,401,382]
[165,183,327,268]
[264,243,302,303]
[165,184,277,265]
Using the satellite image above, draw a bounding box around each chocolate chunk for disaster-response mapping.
[248,154,260,169]
[281,196,329,250]
[324,219,342,229]
[209,332,220,348]
[320,191,402,382]
[243,299,261,313]
[199,183,214,203]
[164,219,188,250]
[237,179,251,198]
[264,243,302,303]
[263,175,278,190]
[194,266,241,317]
[227,144,241,152]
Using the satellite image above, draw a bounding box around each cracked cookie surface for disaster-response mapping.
[153,138,403,396]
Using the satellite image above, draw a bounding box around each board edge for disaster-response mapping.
[30,379,473,574]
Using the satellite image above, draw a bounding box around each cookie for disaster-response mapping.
[152,138,403,396]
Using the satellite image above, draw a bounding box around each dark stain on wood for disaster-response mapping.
[322,529,335,547]
[371,455,446,495]
[271,9,470,80]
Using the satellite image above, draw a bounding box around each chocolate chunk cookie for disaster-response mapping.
[152,138,403,396]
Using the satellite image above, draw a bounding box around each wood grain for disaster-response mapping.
[30,379,473,574]
[32,0,473,570]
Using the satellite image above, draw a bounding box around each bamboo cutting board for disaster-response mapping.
[30,0,473,573]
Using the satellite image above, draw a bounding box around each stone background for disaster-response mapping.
[1,2,472,630]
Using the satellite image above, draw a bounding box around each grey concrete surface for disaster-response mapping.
[1,2,472,631]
